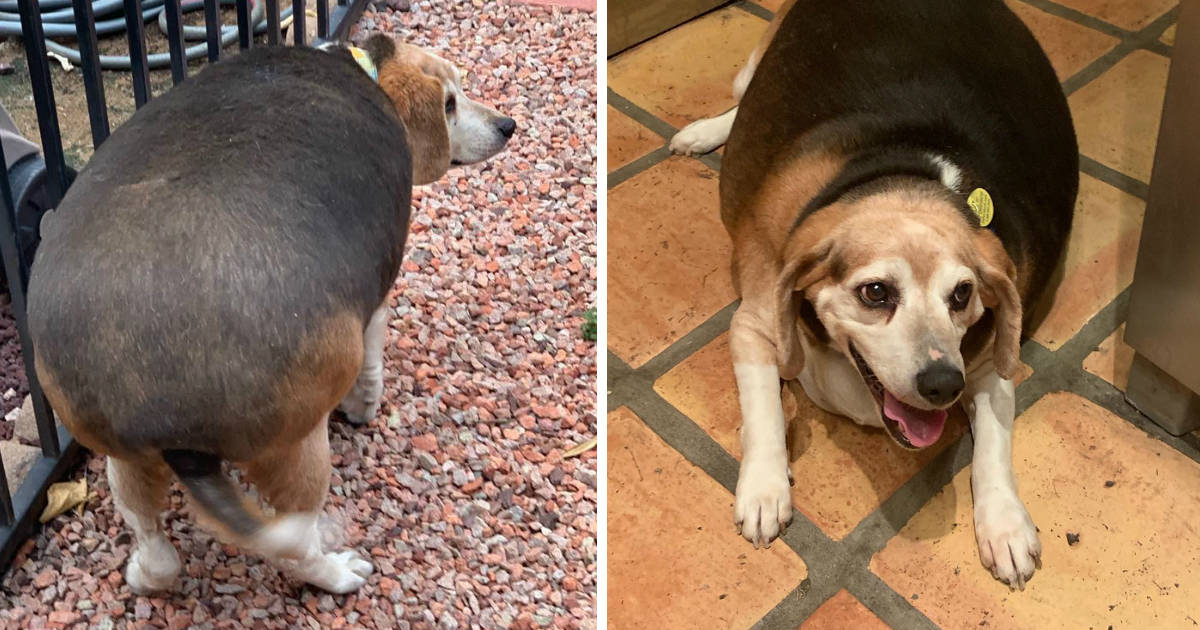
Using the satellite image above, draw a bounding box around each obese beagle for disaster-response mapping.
[671,0,1077,588]
[27,35,512,594]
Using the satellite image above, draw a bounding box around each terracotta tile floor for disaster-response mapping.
[607,1,1193,628]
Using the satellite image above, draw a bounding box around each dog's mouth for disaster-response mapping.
[849,343,948,450]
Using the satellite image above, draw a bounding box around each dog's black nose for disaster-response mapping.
[496,117,516,139]
[916,362,964,406]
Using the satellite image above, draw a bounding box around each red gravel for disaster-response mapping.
[0,1,597,628]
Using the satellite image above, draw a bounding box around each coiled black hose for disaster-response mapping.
[0,0,293,69]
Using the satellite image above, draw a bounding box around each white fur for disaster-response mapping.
[732,362,793,547]
[670,108,738,156]
[670,42,762,156]
[107,458,181,595]
[927,153,963,193]
[963,364,1040,589]
[254,513,374,594]
[338,304,389,425]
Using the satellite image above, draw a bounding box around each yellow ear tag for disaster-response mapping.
[968,188,994,227]
[348,46,379,83]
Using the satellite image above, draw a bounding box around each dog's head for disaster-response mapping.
[777,185,1021,449]
[358,34,515,185]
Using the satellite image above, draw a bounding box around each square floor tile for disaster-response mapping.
[1030,174,1144,350]
[872,392,1200,629]
[1161,24,1176,45]
[607,157,734,367]
[1082,323,1134,390]
[1007,0,1119,80]
[799,590,889,630]
[607,406,807,630]
[654,333,972,540]
[1049,0,1176,30]
[607,105,662,172]
[609,7,768,128]
[1070,50,1170,183]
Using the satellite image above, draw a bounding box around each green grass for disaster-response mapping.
[582,308,596,342]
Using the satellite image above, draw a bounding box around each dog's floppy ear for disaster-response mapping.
[360,33,397,66]
[972,229,1022,379]
[774,223,836,379]
[376,60,451,185]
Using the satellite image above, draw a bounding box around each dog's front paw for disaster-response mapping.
[669,118,728,156]
[734,457,792,548]
[337,376,382,425]
[974,493,1041,590]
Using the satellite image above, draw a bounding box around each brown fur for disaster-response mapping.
[377,59,451,185]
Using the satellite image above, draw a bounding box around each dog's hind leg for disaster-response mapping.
[107,456,182,594]
[337,304,389,425]
[245,415,373,593]
[964,366,1040,590]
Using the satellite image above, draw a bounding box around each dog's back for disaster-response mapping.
[28,46,412,462]
[723,0,1078,304]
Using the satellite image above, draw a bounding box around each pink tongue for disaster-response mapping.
[883,392,948,447]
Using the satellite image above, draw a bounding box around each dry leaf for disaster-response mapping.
[563,437,596,458]
[40,478,88,523]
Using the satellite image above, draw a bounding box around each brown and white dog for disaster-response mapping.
[671,0,1077,588]
[27,35,512,594]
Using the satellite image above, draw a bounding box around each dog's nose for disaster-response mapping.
[916,362,964,406]
[496,117,516,139]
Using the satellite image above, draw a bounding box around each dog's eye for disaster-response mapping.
[858,282,893,307]
[445,95,456,115]
[950,282,972,311]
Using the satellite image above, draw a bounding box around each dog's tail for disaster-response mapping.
[162,449,318,561]
[161,449,262,539]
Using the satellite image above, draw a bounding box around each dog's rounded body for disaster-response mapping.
[673,0,1077,587]
[30,46,410,463]
[26,40,512,595]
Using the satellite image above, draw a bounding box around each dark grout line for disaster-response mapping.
[848,570,942,630]
[1016,0,1131,39]
[639,301,738,380]
[607,350,634,390]
[1061,39,1141,95]
[1143,39,1174,57]
[734,0,774,22]
[607,88,677,140]
[1078,155,1150,200]
[1054,286,1130,365]
[1074,370,1200,466]
[608,147,671,190]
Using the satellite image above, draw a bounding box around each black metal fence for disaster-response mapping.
[0,0,368,571]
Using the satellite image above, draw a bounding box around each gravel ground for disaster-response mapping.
[0,1,597,627]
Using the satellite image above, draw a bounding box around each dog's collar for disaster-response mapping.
[789,149,990,233]
[315,41,378,83]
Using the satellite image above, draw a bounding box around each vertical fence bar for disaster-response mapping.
[204,0,221,62]
[316,0,327,39]
[236,0,252,49]
[0,141,59,459]
[163,0,187,84]
[266,0,280,45]
[122,0,151,107]
[70,0,110,147]
[15,0,69,203]
[292,0,306,46]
